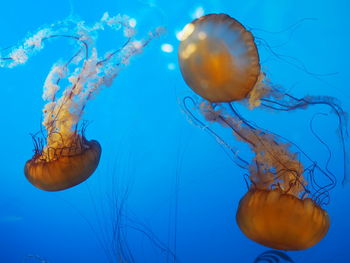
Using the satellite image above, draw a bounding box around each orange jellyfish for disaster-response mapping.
[1,13,161,191]
[178,13,348,250]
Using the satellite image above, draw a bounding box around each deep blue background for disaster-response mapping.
[0,0,349,262]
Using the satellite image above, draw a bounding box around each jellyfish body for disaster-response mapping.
[24,138,101,191]
[178,14,260,102]
[236,189,330,250]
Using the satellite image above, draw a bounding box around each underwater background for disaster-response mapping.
[0,0,349,262]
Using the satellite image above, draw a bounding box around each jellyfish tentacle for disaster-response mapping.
[230,102,337,202]
[182,96,249,169]
[261,92,349,185]
[309,114,337,200]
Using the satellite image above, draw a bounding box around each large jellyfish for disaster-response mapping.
[178,13,348,250]
[1,13,161,191]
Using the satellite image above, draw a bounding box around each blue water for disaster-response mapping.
[0,0,349,262]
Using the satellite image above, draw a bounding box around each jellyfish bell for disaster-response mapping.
[236,188,330,251]
[24,135,101,191]
[178,13,261,103]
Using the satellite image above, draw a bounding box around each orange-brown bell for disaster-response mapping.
[236,189,330,250]
[178,13,260,103]
[24,139,101,191]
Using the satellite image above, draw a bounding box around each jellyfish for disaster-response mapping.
[178,14,348,250]
[253,250,295,263]
[1,13,162,191]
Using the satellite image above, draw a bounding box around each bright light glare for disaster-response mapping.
[191,6,204,19]
[161,43,174,53]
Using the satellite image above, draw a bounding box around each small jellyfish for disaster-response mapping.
[179,13,348,250]
[253,250,295,263]
[1,13,161,191]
